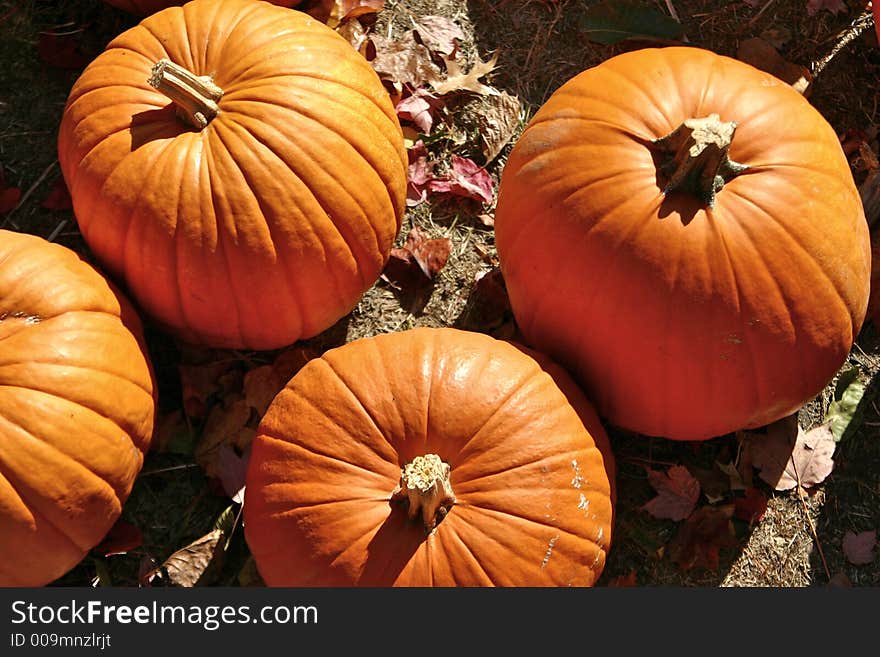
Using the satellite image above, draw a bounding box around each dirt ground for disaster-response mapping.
[2,0,879,587]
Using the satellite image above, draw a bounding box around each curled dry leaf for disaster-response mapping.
[642,465,701,522]
[428,155,494,204]
[396,88,440,135]
[477,91,522,164]
[842,530,877,565]
[370,31,442,89]
[394,226,452,280]
[747,415,836,492]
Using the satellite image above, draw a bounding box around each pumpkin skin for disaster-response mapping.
[103,0,302,16]
[0,229,156,587]
[494,46,870,441]
[58,0,407,350]
[244,327,616,586]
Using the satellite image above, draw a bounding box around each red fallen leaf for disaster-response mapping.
[427,155,494,204]
[607,570,638,587]
[642,465,701,521]
[406,227,451,280]
[0,164,21,215]
[733,486,768,525]
[406,140,432,207]
[37,29,89,69]
[93,519,143,557]
[41,176,72,210]
[396,88,440,135]
[806,0,847,16]
[667,504,737,572]
[842,530,877,565]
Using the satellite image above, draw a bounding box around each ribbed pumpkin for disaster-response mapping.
[244,327,616,586]
[103,0,302,16]
[494,46,871,441]
[0,230,156,587]
[58,0,407,350]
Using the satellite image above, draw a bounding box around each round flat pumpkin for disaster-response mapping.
[0,229,156,586]
[244,327,616,586]
[494,46,871,441]
[58,0,407,350]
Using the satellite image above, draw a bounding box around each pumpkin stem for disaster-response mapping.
[148,59,223,130]
[390,454,456,532]
[653,113,748,208]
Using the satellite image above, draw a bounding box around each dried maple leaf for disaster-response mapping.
[842,530,877,565]
[40,176,72,210]
[430,52,500,96]
[642,465,701,521]
[427,155,494,204]
[667,504,737,572]
[806,0,847,16]
[748,416,836,491]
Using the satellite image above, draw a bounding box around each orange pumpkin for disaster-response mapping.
[244,327,616,586]
[0,230,156,587]
[59,0,407,350]
[103,0,302,16]
[494,46,871,441]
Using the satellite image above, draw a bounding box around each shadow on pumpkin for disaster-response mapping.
[356,500,435,586]
[130,106,191,151]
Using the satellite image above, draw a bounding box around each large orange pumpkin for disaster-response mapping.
[58,0,407,350]
[494,46,871,441]
[0,230,156,587]
[103,0,302,16]
[244,327,616,586]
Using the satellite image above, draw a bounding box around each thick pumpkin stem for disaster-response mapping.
[391,454,456,531]
[653,113,748,208]
[148,59,223,130]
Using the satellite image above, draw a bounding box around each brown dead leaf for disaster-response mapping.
[842,530,877,565]
[642,465,701,521]
[413,15,466,56]
[271,346,316,385]
[370,31,442,89]
[178,359,236,419]
[477,91,522,164]
[243,365,285,416]
[736,37,812,95]
[147,529,225,587]
[430,52,500,96]
[747,415,836,492]
[195,397,255,479]
[336,16,371,56]
[667,504,737,572]
[454,267,517,339]
[397,227,451,279]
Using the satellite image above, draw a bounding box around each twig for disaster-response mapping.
[45,219,67,243]
[812,8,874,77]
[747,0,778,27]
[140,463,200,476]
[663,0,680,22]
[790,452,831,581]
[0,159,58,228]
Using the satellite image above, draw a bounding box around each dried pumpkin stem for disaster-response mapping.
[653,113,749,208]
[148,59,223,130]
[391,454,456,531]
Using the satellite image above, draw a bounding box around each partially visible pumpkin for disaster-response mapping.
[0,229,156,587]
[494,46,871,441]
[59,0,407,350]
[244,327,616,586]
[103,0,302,16]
